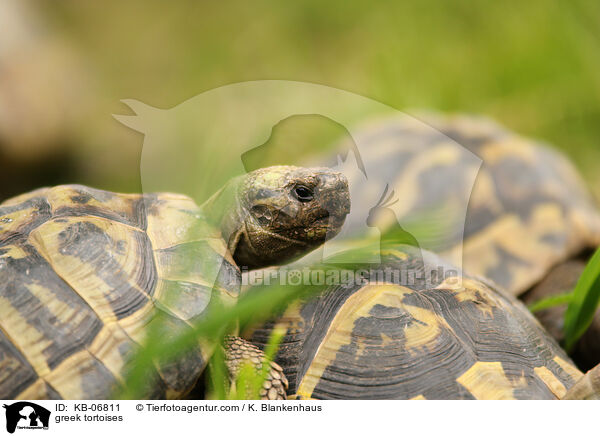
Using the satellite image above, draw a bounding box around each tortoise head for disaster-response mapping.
[204,166,350,270]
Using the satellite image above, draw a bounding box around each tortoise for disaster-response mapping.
[247,246,600,399]
[0,165,350,400]
[322,112,600,368]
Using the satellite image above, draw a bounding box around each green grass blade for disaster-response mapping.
[262,328,285,369]
[207,342,228,400]
[563,247,600,352]
[528,292,573,313]
[230,362,257,400]
[229,329,285,400]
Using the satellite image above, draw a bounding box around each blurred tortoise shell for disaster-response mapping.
[0,184,239,399]
[248,247,584,399]
[337,113,600,296]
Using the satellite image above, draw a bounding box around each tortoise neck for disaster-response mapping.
[200,176,247,257]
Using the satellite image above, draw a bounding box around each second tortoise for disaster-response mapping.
[328,113,600,368]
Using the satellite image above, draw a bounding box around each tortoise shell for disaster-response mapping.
[334,113,600,296]
[0,185,238,399]
[249,247,583,399]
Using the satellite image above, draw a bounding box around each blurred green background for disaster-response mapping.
[1,0,599,201]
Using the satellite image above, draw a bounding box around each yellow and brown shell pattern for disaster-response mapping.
[249,248,582,399]
[0,185,239,399]
[335,113,600,296]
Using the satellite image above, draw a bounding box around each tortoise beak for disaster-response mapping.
[321,172,351,217]
[315,170,350,232]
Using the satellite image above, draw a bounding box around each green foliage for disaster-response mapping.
[528,292,573,313]
[563,247,600,351]
[523,251,600,352]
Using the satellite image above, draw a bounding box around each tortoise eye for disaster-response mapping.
[292,185,314,202]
